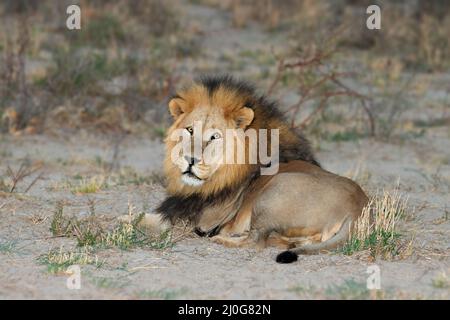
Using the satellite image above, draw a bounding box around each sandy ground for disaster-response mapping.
[0,1,449,300]
[0,130,448,299]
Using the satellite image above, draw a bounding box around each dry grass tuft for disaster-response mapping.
[38,246,102,274]
[70,176,106,195]
[341,186,410,260]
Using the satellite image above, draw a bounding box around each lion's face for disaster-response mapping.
[164,84,255,195]
[171,105,232,187]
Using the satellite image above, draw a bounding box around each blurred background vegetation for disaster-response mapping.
[0,0,449,141]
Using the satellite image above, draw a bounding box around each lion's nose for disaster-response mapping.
[185,156,200,166]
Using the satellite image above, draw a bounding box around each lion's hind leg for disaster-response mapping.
[264,233,296,249]
[264,232,322,249]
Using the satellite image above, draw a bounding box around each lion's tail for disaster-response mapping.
[275,216,353,263]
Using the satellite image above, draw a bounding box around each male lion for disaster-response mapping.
[126,75,368,263]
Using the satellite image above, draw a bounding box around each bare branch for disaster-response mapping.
[267,36,374,132]
[5,159,44,193]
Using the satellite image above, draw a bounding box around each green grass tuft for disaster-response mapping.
[0,240,18,254]
[50,201,70,236]
[432,272,450,289]
[137,288,188,300]
[325,279,371,299]
[49,202,173,250]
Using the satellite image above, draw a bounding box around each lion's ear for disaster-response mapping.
[234,107,254,128]
[168,98,186,119]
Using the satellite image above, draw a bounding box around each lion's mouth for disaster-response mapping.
[182,171,201,180]
[181,170,204,186]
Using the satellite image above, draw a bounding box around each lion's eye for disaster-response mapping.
[186,126,193,135]
[210,132,221,140]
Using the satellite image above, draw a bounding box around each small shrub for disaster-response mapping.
[39,47,127,96]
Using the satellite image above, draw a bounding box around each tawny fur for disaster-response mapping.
[211,160,369,256]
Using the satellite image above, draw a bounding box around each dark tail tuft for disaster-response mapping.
[276,250,298,263]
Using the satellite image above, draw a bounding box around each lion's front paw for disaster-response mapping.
[117,213,171,234]
[210,233,251,248]
[210,234,227,245]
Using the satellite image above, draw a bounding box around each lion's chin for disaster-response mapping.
[181,173,205,187]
